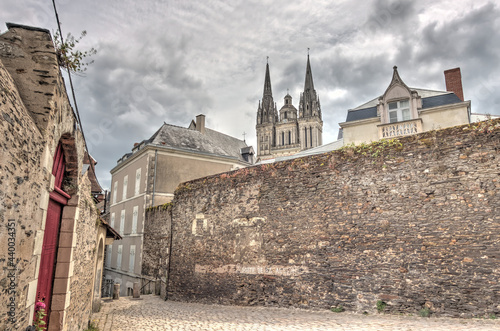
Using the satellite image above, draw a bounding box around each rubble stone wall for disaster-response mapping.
[144,119,500,317]
[1,24,104,331]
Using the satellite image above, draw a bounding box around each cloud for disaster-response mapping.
[1,0,499,189]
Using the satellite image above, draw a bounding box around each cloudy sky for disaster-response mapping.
[2,0,500,189]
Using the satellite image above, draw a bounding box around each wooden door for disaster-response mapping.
[35,144,69,327]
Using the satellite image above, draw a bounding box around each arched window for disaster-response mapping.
[304,127,307,147]
[281,132,285,146]
[288,131,291,145]
[310,127,313,147]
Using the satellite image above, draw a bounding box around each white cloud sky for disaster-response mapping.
[2,0,499,189]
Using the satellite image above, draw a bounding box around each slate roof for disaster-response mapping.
[258,139,344,164]
[345,90,464,123]
[128,123,250,163]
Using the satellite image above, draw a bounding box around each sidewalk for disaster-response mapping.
[92,295,500,331]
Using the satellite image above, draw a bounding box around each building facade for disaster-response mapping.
[339,66,471,145]
[0,23,119,331]
[105,114,254,296]
[256,56,323,161]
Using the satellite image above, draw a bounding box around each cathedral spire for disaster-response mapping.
[303,53,315,92]
[258,59,277,125]
[263,58,273,98]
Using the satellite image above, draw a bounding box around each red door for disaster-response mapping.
[35,144,69,327]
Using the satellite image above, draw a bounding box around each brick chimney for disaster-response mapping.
[444,68,464,101]
[196,114,206,134]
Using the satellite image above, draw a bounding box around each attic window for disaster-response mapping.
[388,99,410,123]
[286,99,289,105]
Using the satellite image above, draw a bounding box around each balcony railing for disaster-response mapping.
[378,119,422,139]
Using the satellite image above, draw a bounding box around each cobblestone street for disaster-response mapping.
[92,295,500,330]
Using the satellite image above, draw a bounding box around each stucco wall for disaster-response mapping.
[144,119,500,317]
[342,119,379,145]
[420,105,470,132]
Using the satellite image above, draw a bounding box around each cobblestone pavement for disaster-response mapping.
[92,295,500,331]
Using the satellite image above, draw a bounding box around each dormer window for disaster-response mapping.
[388,99,410,123]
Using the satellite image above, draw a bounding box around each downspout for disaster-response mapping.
[151,149,158,206]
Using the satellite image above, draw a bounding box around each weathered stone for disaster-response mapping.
[144,119,500,317]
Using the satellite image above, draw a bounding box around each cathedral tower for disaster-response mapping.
[298,54,323,150]
[256,60,278,158]
[256,54,323,161]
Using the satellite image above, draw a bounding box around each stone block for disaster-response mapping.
[52,277,70,294]
[32,230,44,255]
[113,284,120,300]
[56,247,73,263]
[133,282,140,298]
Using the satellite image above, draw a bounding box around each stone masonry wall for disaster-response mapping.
[1,25,103,331]
[64,176,101,331]
[144,119,500,317]
[0,45,46,330]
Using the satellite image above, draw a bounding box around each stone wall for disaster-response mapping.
[0,38,46,330]
[0,24,106,331]
[144,119,500,317]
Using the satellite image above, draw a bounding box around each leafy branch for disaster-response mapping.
[53,30,97,75]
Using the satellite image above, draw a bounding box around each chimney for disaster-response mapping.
[444,67,464,101]
[195,114,206,134]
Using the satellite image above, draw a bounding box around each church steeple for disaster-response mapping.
[299,53,321,120]
[263,59,273,98]
[257,58,277,125]
[303,53,315,93]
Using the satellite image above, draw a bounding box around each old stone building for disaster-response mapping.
[106,114,254,296]
[0,23,119,331]
[256,56,323,161]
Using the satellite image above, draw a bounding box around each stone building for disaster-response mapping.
[339,66,471,145]
[0,23,119,331]
[256,56,323,161]
[105,114,254,296]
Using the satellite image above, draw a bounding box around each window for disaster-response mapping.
[135,168,141,196]
[120,210,125,235]
[284,112,287,119]
[106,246,112,267]
[129,245,136,272]
[388,99,410,123]
[122,175,128,200]
[281,132,285,146]
[117,245,122,269]
[288,131,291,145]
[132,206,138,234]
[110,213,115,228]
[112,181,118,204]
[304,127,307,147]
[310,127,313,147]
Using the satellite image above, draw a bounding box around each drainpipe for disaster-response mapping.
[151,149,158,206]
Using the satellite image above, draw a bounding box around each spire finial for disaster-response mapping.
[267,56,269,64]
[243,131,246,142]
[287,88,289,94]
[307,48,310,56]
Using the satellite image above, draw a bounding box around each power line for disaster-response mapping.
[51,0,97,182]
